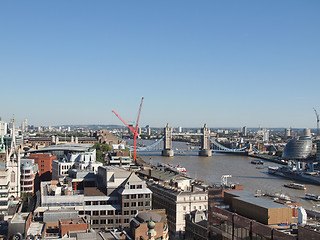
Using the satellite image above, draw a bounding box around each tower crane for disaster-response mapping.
[313,108,319,138]
[112,97,144,163]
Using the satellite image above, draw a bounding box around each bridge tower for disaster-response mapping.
[199,123,212,157]
[162,123,174,157]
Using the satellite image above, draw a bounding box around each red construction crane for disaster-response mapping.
[112,97,144,163]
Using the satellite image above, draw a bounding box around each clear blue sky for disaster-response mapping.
[1,1,319,128]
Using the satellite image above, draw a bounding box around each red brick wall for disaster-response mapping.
[59,221,88,236]
[29,154,56,180]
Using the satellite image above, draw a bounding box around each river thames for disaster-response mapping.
[135,140,320,211]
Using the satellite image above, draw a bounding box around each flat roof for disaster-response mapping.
[27,144,93,153]
[226,190,289,209]
[60,218,86,225]
[84,187,106,196]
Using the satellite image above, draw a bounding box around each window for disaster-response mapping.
[85,201,91,205]
[138,202,143,206]
[183,206,186,210]
[123,195,129,199]
[124,203,129,207]
[93,201,99,205]
[93,220,99,224]
[93,211,99,216]
[116,219,121,224]
[85,211,91,215]
[199,206,202,210]
[108,210,114,215]
[137,185,142,189]
[145,201,150,206]
[130,185,135,189]
[100,201,107,205]
[124,219,129,223]
[100,219,106,224]
[124,211,129,215]
[194,206,196,210]
[131,210,136,215]
[131,194,136,199]
[145,194,150,198]
[138,194,143,198]
[79,211,84,215]
[131,202,136,207]
[100,210,106,215]
[108,219,114,224]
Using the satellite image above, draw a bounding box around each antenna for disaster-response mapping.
[313,108,319,138]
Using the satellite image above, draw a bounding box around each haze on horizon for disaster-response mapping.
[1,1,319,129]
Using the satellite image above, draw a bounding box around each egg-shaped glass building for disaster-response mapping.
[282,137,312,160]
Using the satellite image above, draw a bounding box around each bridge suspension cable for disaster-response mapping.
[210,138,247,152]
[127,136,165,152]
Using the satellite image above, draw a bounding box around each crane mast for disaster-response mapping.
[314,108,319,138]
[112,97,144,163]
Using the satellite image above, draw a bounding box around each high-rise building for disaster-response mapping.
[242,126,247,137]
[0,119,8,136]
[285,128,291,139]
[263,129,269,142]
[302,128,311,138]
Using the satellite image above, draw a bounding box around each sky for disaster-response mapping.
[1,1,319,128]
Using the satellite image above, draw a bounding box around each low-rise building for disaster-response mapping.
[20,158,39,194]
[137,167,208,238]
[52,148,102,180]
[208,186,300,239]
[185,210,207,240]
[129,210,168,240]
[28,153,56,181]
[34,166,152,230]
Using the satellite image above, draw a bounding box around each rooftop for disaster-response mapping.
[27,143,93,153]
[226,191,290,209]
[84,187,106,196]
[59,217,87,225]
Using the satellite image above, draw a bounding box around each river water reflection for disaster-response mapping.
[134,140,320,210]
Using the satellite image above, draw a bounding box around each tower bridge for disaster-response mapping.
[127,124,252,156]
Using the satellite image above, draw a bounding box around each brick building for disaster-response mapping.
[28,153,56,181]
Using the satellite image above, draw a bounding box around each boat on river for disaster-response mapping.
[251,159,264,165]
[305,193,320,201]
[268,162,320,186]
[158,163,187,175]
[284,182,306,190]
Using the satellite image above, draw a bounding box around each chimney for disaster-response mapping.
[148,169,152,179]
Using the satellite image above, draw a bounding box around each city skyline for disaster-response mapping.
[1,1,319,128]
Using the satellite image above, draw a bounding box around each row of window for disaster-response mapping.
[22,187,33,192]
[0,201,8,206]
[79,210,121,216]
[21,181,33,185]
[20,175,32,179]
[123,201,150,207]
[123,194,150,199]
[91,218,128,225]
[129,184,143,189]
[61,165,71,170]
[184,196,207,201]
[0,185,8,190]
[183,205,207,211]
[123,210,137,215]
[0,193,8,198]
